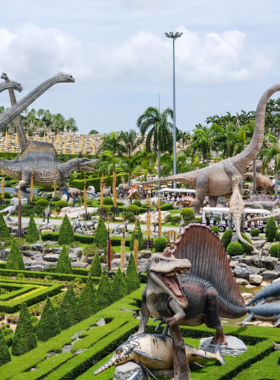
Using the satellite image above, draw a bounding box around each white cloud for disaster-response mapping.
[0,24,273,88]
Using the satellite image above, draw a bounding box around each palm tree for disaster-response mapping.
[119,130,143,184]
[187,126,213,163]
[97,150,126,176]
[100,132,125,156]
[261,135,280,196]
[137,107,173,188]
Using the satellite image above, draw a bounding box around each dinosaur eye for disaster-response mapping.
[155,259,159,263]
[116,349,122,354]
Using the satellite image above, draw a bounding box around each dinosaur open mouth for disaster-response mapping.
[155,270,187,303]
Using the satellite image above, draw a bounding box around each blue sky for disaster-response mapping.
[0,0,280,134]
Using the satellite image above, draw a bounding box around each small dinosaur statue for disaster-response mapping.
[93,333,224,379]
[240,303,280,327]
[0,204,18,221]
[43,198,53,223]
[229,175,257,253]
[244,194,279,210]
[246,280,280,306]
[244,172,274,191]
[135,225,247,358]
[61,186,83,207]
[139,83,280,212]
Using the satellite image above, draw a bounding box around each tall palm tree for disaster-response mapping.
[97,150,126,176]
[137,107,173,188]
[100,132,125,156]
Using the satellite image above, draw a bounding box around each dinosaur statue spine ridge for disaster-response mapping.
[171,224,245,311]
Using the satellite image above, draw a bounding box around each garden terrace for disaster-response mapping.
[0,285,279,379]
[0,278,63,313]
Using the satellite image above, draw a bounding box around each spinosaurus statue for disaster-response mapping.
[140,84,280,212]
[93,333,224,379]
[135,224,247,358]
[0,73,98,196]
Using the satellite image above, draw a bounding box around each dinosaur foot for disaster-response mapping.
[153,317,176,334]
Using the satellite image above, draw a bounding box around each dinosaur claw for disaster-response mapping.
[163,324,170,334]
[153,318,163,323]
[155,321,165,332]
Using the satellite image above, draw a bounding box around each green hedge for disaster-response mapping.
[72,173,129,190]
[41,232,95,244]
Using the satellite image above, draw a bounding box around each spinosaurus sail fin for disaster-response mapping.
[171,224,245,311]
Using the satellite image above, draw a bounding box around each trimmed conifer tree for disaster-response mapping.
[89,254,102,277]
[95,217,107,248]
[0,328,11,366]
[78,275,98,320]
[57,285,80,330]
[0,213,10,239]
[265,217,278,242]
[129,219,144,251]
[97,271,112,310]
[125,253,140,294]
[12,302,37,356]
[25,216,40,243]
[112,268,127,301]
[55,246,72,274]
[6,239,25,270]
[58,214,74,245]
[36,298,61,341]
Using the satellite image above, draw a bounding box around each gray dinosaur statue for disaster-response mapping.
[244,194,279,210]
[0,79,23,94]
[43,198,53,223]
[1,72,26,149]
[139,84,280,212]
[0,204,18,221]
[93,333,224,379]
[240,303,280,327]
[246,280,280,306]
[134,224,247,358]
[111,221,128,235]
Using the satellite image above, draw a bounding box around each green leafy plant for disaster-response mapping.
[89,254,102,277]
[275,231,280,242]
[126,205,140,215]
[210,226,219,235]
[227,242,244,256]
[250,228,259,237]
[6,239,25,270]
[269,244,280,258]
[0,328,11,366]
[12,302,37,356]
[95,217,107,249]
[57,286,80,330]
[36,298,61,341]
[221,229,233,249]
[55,246,72,274]
[55,200,68,209]
[36,198,49,207]
[112,268,127,300]
[125,254,140,294]
[238,233,254,255]
[154,237,168,252]
[78,275,98,320]
[129,219,144,251]
[97,271,112,310]
[265,217,277,242]
[180,208,195,224]
[133,200,142,207]
[0,213,10,239]
[58,215,74,245]
[103,197,114,205]
[25,216,40,243]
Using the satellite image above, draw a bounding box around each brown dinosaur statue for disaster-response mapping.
[244,172,273,190]
[141,84,280,212]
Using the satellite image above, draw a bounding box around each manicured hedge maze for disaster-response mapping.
[0,279,63,313]
[1,285,280,379]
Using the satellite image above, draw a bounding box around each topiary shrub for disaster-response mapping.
[129,219,144,251]
[55,200,68,209]
[78,275,98,320]
[57,286,80,330]
[58,215,74,245]
[103,197,114,205]
[6,239,25,270]
[269,244,280,258]
[275,231,280,242]
[221,229,232,249]
[239,233,254,255]
[36,199,49,207]
[170,216,181,225]
[180,208,195,224]
[95,217,107,249]
[0,328,11,365]
[126,205,140,215]
[36,298,61,341]
[210,226,219,235]
[133,200,142,207]
[12,302,37,356]
[250,228,259,237]
[125,254,140,294]
[97,271,112,310]
[0,213,10,239]
[154,237,168,252]
[265,217,277,242]
[55,246,72,274]
[227,242,244,256]
[89,254,102,277]
[25,216,40,243]
[112,268,127,300]
[123,211,135,223]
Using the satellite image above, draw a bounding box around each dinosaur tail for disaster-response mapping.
[137,172,197,186]
[247,209,280,223]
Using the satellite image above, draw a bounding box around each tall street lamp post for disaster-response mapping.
[165,31,183,189]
